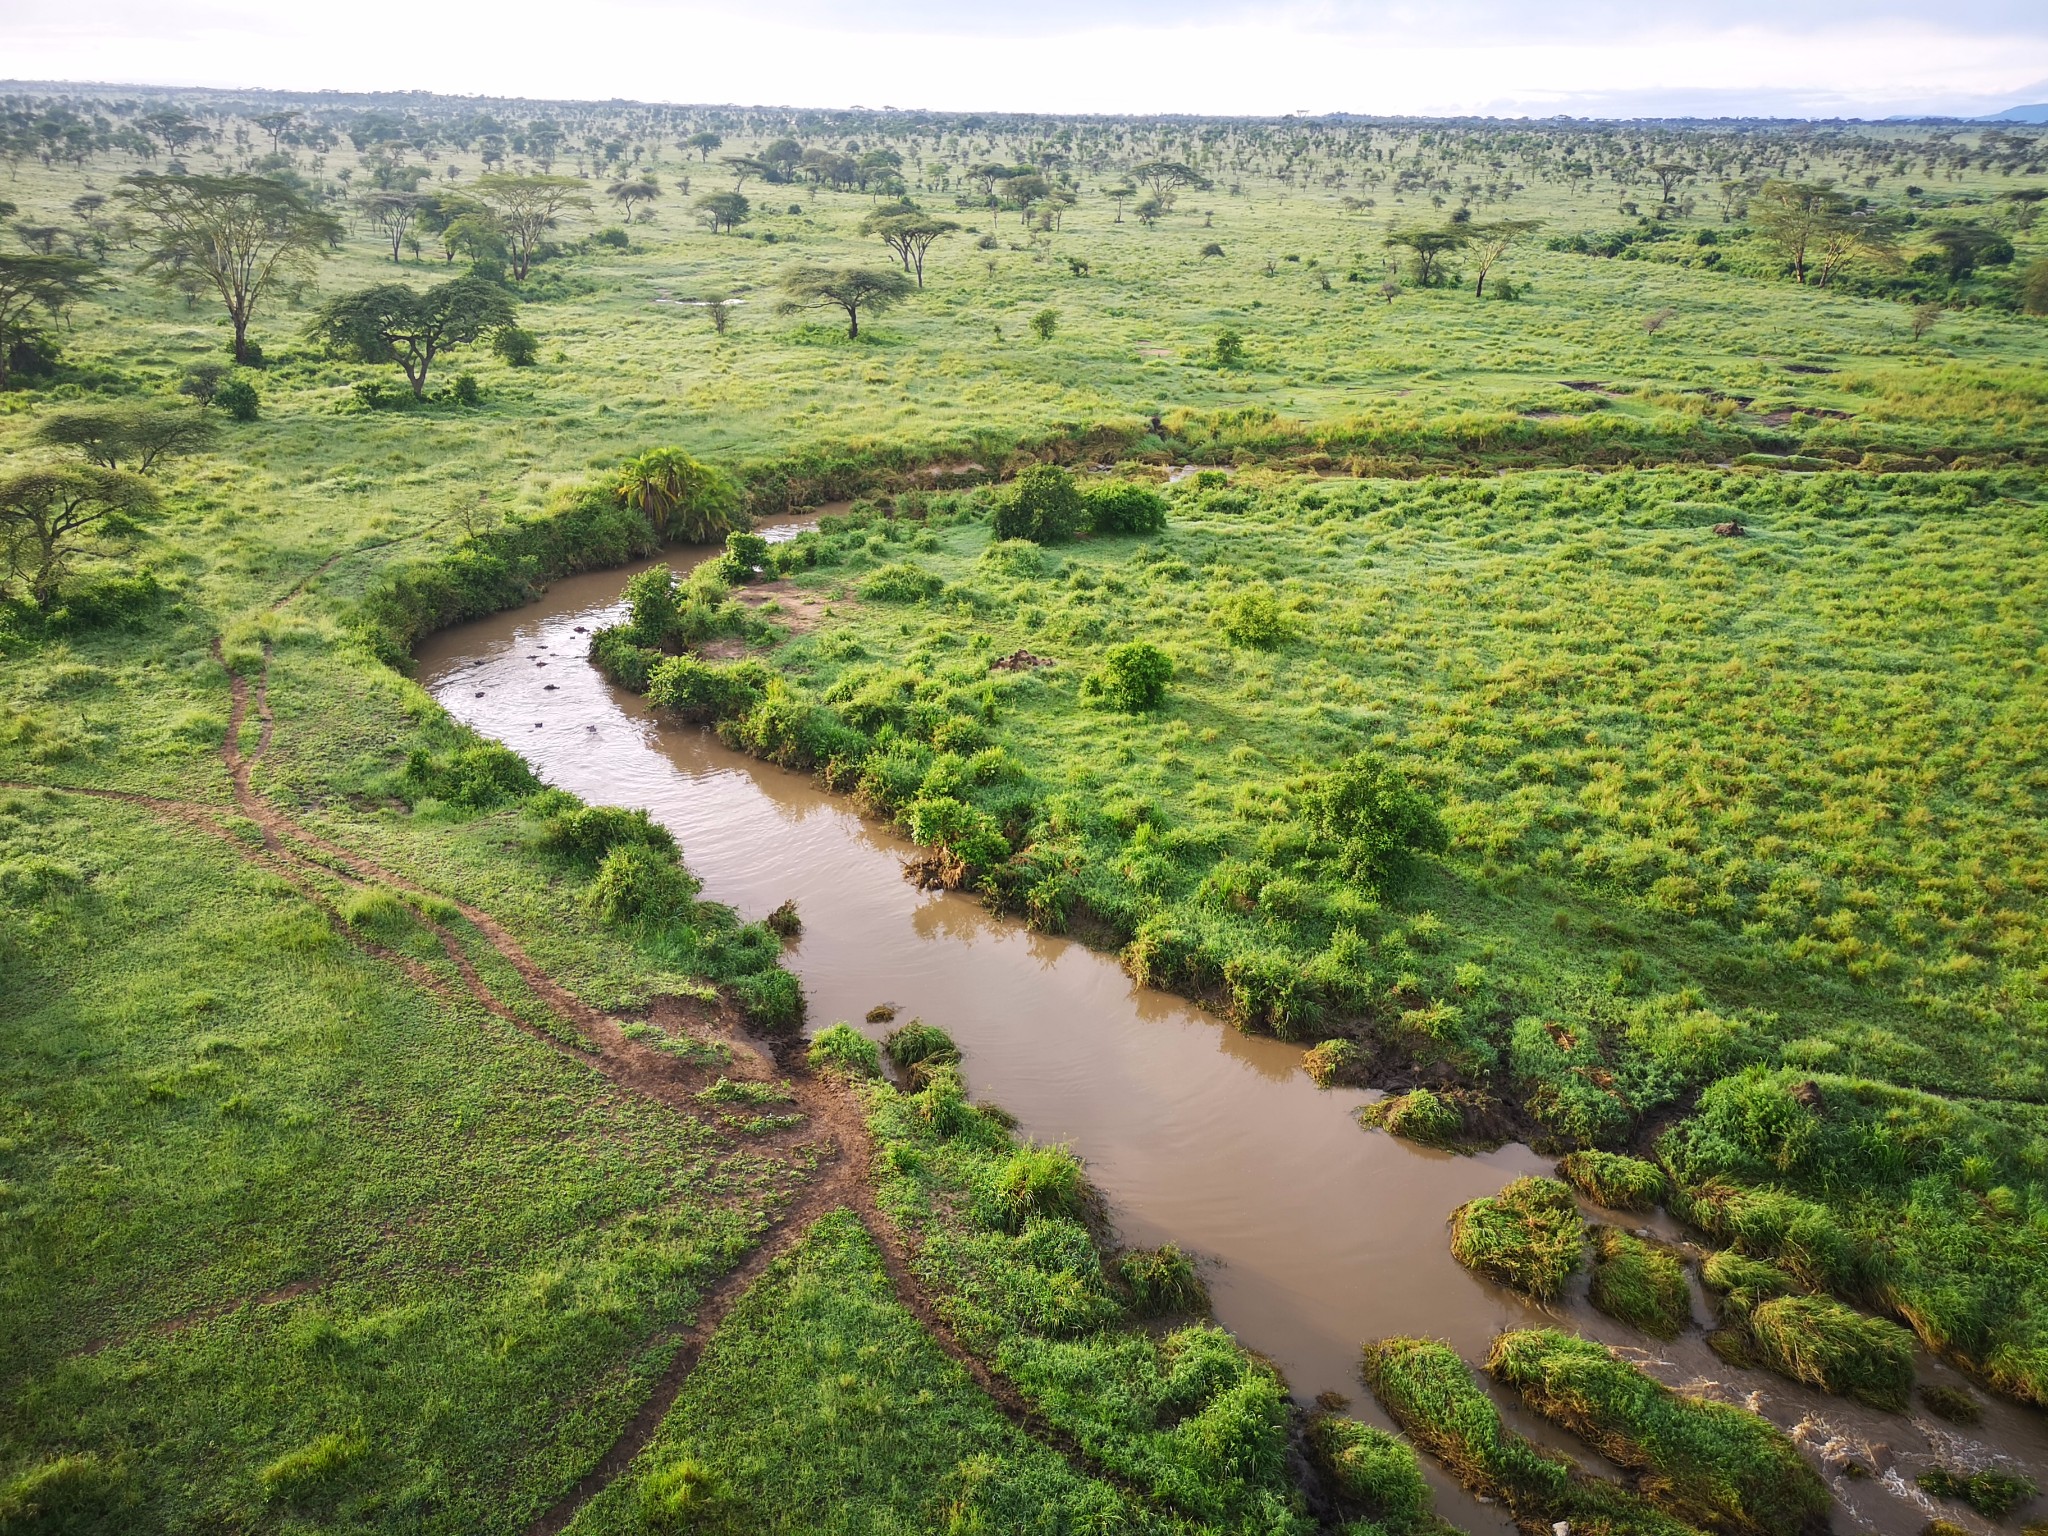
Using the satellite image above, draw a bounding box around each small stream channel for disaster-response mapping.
[416,523,2047,1535]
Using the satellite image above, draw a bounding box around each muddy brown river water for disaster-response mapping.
[416,524,2047,1534]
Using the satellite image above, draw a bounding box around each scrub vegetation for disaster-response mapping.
[2,81,2046,1535]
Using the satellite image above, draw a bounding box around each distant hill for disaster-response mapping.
[1977,103,2048,122]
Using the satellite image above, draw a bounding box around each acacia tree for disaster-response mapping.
[1747,179,1896,286]
[859,205,959,286]
[1386,226,1468,286]
[33,405,218,473]
[1132,160,1212,195]
[120,173,341,363]
[469,174,591,280]
[0,465,159,610]
[309,275,516,398]
[776,264,914,339]
[683,131,722,162]
[1646,162,1696,207]
[0,253,96,389]
[359,190,435,262]
[1466,219,1541,297]
[609,179,660,220]
[694,192,749,233]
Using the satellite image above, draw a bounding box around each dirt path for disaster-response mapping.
[16,640,1146,1533]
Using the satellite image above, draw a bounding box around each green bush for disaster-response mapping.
[808,1021,881,1076]
[1218,584,1290,648]
[884,1019,960,1074]
[1085,481,1168,535]
[622,563,685,642]
[976,538,1046,580]
[1302,1415,1435,1532]
[1360,1088,1463,1148]
[1558,1150,1668,1211]
[492,325,538,365]
[992,464,1086,544]
[1303,1037,1369,1087]
[1485,1328,1831,1536]
[397,741,538,810]
[1587,1226,1691,1338]
[645,656,770,721]
[1448,1176,1584,1299]
[1298,753,1447,896]
[1741,1293,1916,1410]
[992,1144,1089,1231]
[587,626,662,688]
[859,561,945,602]
[1116,1245,1208,1316]
[536,803,675,864]
[215,376,259,420]
[1083,641,1172,711]
[717,530,770,582]
[732,969,804,1032]
[583,842,700,925]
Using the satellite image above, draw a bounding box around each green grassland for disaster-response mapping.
[3,87,2047,1533]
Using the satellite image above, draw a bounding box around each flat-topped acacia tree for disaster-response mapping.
[776,264,914,339]
[468,174,591,280]
[309,275,516,399]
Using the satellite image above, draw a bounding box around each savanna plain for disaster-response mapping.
[2,87,2048,1536]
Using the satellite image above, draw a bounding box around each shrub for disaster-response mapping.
[1083,641,1172,711]
[584,843,700,925]
[1085,481,1168,535]
[731,969,803,1032]
[1917,1468,2037,1519]
[622,563,684,642]
[1213,330,1246,368]
[884,1019,960,1074]
[594,225,630,248]
[537,803,674,864]
[398,741,538,809]
[1218,584,1290,647]
[1448,1177,1584,1299]
[645,657,769,721]
[1587,1226,1691,1338]
[492,325,538,365]
[976,538,1045,580]
[1361,1087,1463,1147]
[1117,1245,1208,1316]
[859,560,945,602]
[993,1143,1088,1230]
[1485,1328,1831,1536]
[808,1021,880,1076]
[1303,1037,1368,1087]
[449,372,480,406]
[587,626,661,689]
[1298,753,1447,895]
[215,377,259,421]
[1302,1415,1434,1531]
[717,530,770,583]
[1558,1150,1668,1211]
[992,465,1085,544]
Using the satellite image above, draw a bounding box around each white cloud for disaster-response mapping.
[5,0,2047,117]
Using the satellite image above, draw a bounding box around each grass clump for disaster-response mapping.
[1360,1088,1462,1147]
[1588,1226,1692,1339]
[1303,1038,1369,1087]
[259,1432,364,1498]
[1363,1337,1698,1536]
[1485,1328,1829,1536]
[1558,1150,1669,1212]
[1115,1244,1209,1317]
[807,1021,881,1077]
[991,1144,1089,1231]
[883,1018,960,1078]
[1917,1467,2038,1519]
[1918,1383,1982,1424]
[1702,1255,1917,1411]
[1302,1414,1447,1535]
[1449,1176,1584,1300]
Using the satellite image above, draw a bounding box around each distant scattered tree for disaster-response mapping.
[684,131,722,162]
[14,224,64,255]
[609,179,660,220]
[309,275,516,398]
[1909,302,1943,341]
[1132,160,1211,195]
[1643,306,1677,337]
[33,404,218,472]
[1005,173,1050,225]
[121,172,341,362]
[0,253,96,389]
[255,110,300,154]
[859,204,959,286]
[1213,330,1246,368]
[1029,308,1057,341]
[1922,225,2014,282]
[720,155,770,190]
[1134,196,1164,226]
[1386,226,1468,286]
[358,190,435,262]
[469,174,591,280]
[1646,162,1696,207]
[775,264,914,339]
[761,139,804,178]
[1747,179,1893,287]
[2024,259,2048,316]
[703,294,733,335]
[1466,219,1540,297]
[178,360,227,405]
[694,192,750,233]
[1105,183,1137,222]
[0,464,159,610]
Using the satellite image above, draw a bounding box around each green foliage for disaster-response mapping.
[584,841,701,925]
[535,803,675,864]
[716,530,770,583]
[993,1143,1089,1231]
[1213,330,1246,368]
[1085,480,1168,535]
[1218,584,1290,648]
[1558,1151,1668,1211]
[1303,1415,1439,1534]
[992,465,1086,544]
[614,448,746,544]
[859,560,945,602]
[1116,1245,1208,1317]
[491,325,538,366]
[1485,1328,1830,1536]
[1738,1294,1916,1410]
[883,1019,960,1074]
[645,657,770,722]
[808,1021,881,1076]
[214,376,260,420]
[1083,641,1172,711]
[1917,1467,2038,1519]
[1303,1037,1368,1087]
[1359,1088,1463,1147]
[397,740,538,810]
[1587,1226,1691,1338]
[1448,1176,1584,1299]
[1299,754,1447,897]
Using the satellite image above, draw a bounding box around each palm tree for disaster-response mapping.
[614,448,745,543]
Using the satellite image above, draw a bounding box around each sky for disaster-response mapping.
[5,0,2047,119]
